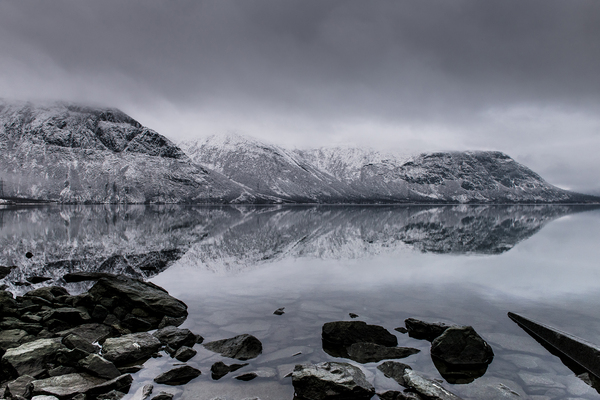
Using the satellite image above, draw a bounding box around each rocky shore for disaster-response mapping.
[0,272,508,400]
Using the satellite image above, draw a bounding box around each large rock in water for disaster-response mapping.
[430,326,494,366]
[88,276,187,329]
[322,321,397,358]
[292,362,375,400]
[404,318,452,342]
[203,334,262,360]
[153,365,201,385]
[346,342,419,364]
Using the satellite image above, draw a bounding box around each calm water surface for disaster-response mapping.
[2,204,600,399]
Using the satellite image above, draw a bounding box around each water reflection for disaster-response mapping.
[0,204,596,293]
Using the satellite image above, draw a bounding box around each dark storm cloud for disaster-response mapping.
[1,0,599,192]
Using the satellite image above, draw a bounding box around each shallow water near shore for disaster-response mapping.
[2,204,600,399]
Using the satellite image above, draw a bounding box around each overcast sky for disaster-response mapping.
[1,0,599,193]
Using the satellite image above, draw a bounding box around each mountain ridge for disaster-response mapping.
[0,100,597,204]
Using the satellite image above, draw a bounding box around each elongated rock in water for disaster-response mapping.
[508,312,600,379]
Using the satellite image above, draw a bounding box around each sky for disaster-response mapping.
[1,0,599,194]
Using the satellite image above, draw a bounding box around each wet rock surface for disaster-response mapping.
[292,362,375,400]
[322,321,398,348]
[403,369,463,400]
[210,361,248,380]
[430,326,494,366]
[404,318,452,342]
[203,334,263,360]
[346,342,419,364]
[153,365,201,385]
[152,326,201,351]
[101,333,162,366]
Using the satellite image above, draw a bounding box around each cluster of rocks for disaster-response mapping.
[292,318,494,400]
[0,275,203,400]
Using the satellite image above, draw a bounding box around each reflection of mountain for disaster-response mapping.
[1,205,596,291]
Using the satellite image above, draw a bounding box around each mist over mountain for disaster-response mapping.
[0,101,597,205]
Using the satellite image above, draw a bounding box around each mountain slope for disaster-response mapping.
[180,133,362,203]
[0,101,250,203]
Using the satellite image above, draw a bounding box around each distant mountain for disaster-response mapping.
[0,101,250,203]
[0,100,596,204]
[183,134,597,204]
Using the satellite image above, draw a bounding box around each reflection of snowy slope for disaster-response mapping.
[0,205,592,290]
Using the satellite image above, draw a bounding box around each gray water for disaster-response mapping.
[2,204,600,399]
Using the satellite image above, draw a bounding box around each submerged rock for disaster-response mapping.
[322,321,398,348]
[292,362,375,400]
[210,361,248,380]
[154,365,201,385]
[173,346,196,362]
[403,369,463,400]
[346,342,419,364]
[430,326,494,366]
[404,318,452,342]
[203,334,262,360]
[101,333,161,366]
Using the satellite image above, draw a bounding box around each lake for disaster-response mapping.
[2,204,600,399]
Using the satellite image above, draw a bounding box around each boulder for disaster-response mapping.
[0,317,44,335]
[6,375,36,398]
[86,374,133,399]
[153,365,201,385]
[57,324,114,346]
[203,334,262,360]
[346,343,419,364]
[152,326,198,350]
[79,354,121,380]
[292,362,375,400]
[430,326,494,366]
[101,333,161,366]
[322,321,397,347]
[88,276,187,329]
[402,370,463,400]
[2,338,66,376]
[0,329,29,351]
[63,334,100,354]
[377,361,412,386]
[173,346,196,362]
[56,347,91,367]
[404,318,452,342]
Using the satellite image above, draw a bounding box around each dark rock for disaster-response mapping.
[150,392,173,400]
[430,326,494,366]
[235,372,257,381]
[88,276,187,329]
[63,334,100,354]
[153,365,201,385]
[349,313,359,319]
[203,334,262,360]
[48,366,78,377]
[322,321,398,347]
[102,315,128,335]
[379,391,423,400]
[42,308,91,325]
[101,333,161,366]
[292,362,375,400]
[404,318,452,342]
[91,306,109,322]
[25,252,34,259]
[0,317,44,335]
[24,287,70,303]
[346,342,420,364]
[431,357,489,384]
[157,316,186,329]
[26,277,52,284]
[2,338,65,376]
[173,346,196,362]
[6,375,35,398]
[0,265,16,279]
[210,361,248,380]
[402,369,463,400]
[96,390,125,400]
[121,315,152,333]
[62,273,116,283]
[273,307,285,315]
[140,384,153,400]
[395,327,408,334]
[57,324,114,346]
[84,374,133,400]
[79,355,121,380]
[0,290,18,316]
[56,348,91,367]
[377,361,412,386]
[152,326,198,350]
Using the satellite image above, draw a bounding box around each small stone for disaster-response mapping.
[173,346,196,362]
[25,252,34,259]
[152,326,198,351]
[26,277,52,284]
[119,365,144,374]
[235,372,258,381]
[404,318,452,342]
[349,313,359,318]
[273,308,285,315]
[395,327,408,334]
[154,365,201,385]
[346,342,420,364]
[203,334,262,360]
[142,384,153,399]
[151,392,173,400]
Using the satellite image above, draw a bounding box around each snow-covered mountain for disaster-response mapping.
[0,100,596,204]
[0,101,251,203]
[183,134,597,204]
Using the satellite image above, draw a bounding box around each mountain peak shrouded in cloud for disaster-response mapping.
[0,1,599,193]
